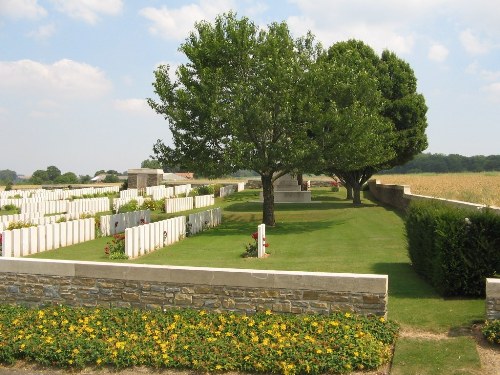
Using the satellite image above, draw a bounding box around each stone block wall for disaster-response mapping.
[0,258,388,317]
[368,179,500,214]
[128,169,163,189]
[486,278,500,320]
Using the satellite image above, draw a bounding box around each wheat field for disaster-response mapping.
[373,172,500,207]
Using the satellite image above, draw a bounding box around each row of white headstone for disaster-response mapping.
[124,216,185,258]
[187,208,222,236]
[1,218,96,257]
[99,210,151,236]
[124,207,223,258]
[0,186,119,201]
[0,212,87,232]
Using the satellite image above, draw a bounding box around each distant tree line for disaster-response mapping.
[381,153,500,174]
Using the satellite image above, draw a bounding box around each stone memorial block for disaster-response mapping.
[128,168,164,189]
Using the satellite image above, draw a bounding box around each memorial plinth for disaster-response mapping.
[259,174,311,203]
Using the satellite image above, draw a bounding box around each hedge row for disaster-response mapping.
[405,200,500,297]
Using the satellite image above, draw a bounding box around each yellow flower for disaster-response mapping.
[96,359,102,365]
[326,348,333,354]
[20,343,25,349]
[265,310,272,315]
[244,355,250,361]
[379,317,385,323]
[215,365,222,370]
[344,312,351,318]
[316,349,322,354]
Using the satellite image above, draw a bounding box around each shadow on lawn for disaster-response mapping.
[224,200,379,213]
[200,218,345,237]
[372,262,439,299]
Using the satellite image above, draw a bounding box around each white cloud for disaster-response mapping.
[459,29,492,55]
[139,0,234,40]
[0,0,47,19]
[483,82,500,102]
[428,43,449,62]
[286,0,450,54]
[27,23,56,40]
[114,98,153,116]
[50,0,123,24]
[0,59,112,98]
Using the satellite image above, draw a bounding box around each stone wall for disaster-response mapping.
[0,258,388,317]
[368,179,500,214]
[486,278,500,320]
[127,169,163,189]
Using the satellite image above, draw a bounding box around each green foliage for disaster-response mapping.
[7,221,35,230]
[104,233,128,259]
[155,198,166,212]
[4,182,13,191]
[482,320,500,345]
[141,159,162,169]
[120,179,128,191]
[382,152,500,174]
[103,174,119,183]
[0,305,398,372]
[148,12,320,225]
[117,200,139,213]
[2,204,18,212]
[405,200,500,296]
[141,199,156,211]
[55,217,67,223]
[0,169,17,184]
[55,172,79,184]
[191,185,215,196]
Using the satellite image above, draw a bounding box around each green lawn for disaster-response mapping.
[27,188,487,373]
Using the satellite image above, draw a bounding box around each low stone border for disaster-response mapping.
[0,258,388,317]
[486,278,500,320]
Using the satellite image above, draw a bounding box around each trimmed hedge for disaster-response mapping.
[405,200,500,297]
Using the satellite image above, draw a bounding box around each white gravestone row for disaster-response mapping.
[187,207,222,236]
[194,194,215,208]
[174,184,192,197]
[219,185,235,198]
[125,216,186,258]
[99,210,151,236]
[165,197,194,214]
[112,197,146,213]
[237,182,246,192]
[120,189,138,199]
[145,185,175,200]
[1,218,95,257]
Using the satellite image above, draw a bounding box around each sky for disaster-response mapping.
[1,0,499,177]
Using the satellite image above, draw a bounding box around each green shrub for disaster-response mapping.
[0,305,398,372]
[141,199,156,211]
[405,200,500,297]
[155,198,166,212]
[196,185,215,196]
[117,200,139,213]
[2,204,18,212]
[482,320,500,345]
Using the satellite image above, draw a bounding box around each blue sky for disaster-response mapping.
[1,0,499,177]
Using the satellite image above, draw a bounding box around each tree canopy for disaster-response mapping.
[149,13,428,217]
[308,40,427,204]
[148,13,319,225]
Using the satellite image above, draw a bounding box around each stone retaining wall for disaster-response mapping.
[0,258,388,317]
[486,278,500,320]
[368,179,500,214]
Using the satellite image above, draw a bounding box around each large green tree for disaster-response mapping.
[310,40,427,204]
[148,13,318,226]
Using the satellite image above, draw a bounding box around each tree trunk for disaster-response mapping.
[297,173,304,191]
[352,186,362,205]
[261,174,275,226]
[345,182,353,200]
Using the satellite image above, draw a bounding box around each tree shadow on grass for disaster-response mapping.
[223,200,380,213]
[372,262,439,299]
[195,218,346,237]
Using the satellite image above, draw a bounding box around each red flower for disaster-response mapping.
[251,232,258,240]
[264,243,270,248]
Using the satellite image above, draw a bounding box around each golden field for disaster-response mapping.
[373,172,500,207]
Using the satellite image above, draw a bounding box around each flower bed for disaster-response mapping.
[0,305,398,373]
